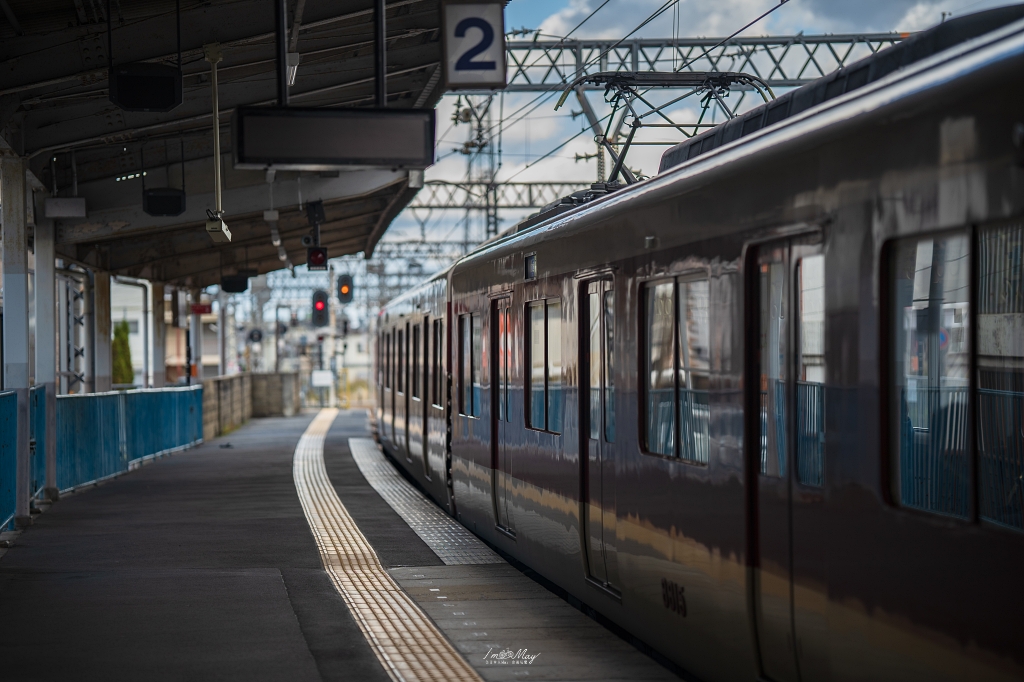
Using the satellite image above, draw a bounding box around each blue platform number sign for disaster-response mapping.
[443,0,506,90]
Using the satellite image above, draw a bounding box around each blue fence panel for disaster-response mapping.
[122,386,203,461]
[30,386,46,498]
[797,382,825,487]
[56,393,125,491]
[0,392,17,530]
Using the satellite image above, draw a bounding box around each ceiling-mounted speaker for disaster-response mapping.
[109,63,183,112]
[143,187,186,216]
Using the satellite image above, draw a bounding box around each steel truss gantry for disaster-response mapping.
[408,181,584,210]
[501,33,905,92]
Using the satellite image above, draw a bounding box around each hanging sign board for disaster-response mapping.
[442,0,507,90]
[233,107,435,171]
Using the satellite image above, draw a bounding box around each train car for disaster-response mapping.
[376,8,1024,681]
[377,266,454,512]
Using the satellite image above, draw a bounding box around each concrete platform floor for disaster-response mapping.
[0,410,677,682]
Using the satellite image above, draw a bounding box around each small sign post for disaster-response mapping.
[442,0,506,91]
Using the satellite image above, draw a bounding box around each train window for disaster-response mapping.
[760,255,788,477]
[646,281,676,456]
[497,303,511,422]
[385,333,391,389]
[604,290,615,443]
[978,222,1024,530]
[422,318,430,407]
[432,320,443,408]
[891,234,970,518]
[797,255,826,487]
[526,299,562,433]
[472,314,483,417]
[589,292,602,440]
[460,315,469,415]
[529,301,546,429]
[678,279,711,463]
[459,314,482,417]
[397,329,405,394]
[547,300,563,433]
[412,324,420,399]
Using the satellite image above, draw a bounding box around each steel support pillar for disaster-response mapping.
[92,271,112,392]
[32,192,58,501]
[152,283,166,388]
[2,155,31,526]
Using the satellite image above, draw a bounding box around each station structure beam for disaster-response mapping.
[32,191,59,500]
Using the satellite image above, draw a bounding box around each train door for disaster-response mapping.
[492,296,515,534]
[750,237,822,682]
[580,279,618,589]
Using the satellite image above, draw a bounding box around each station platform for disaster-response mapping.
[0,411,675,682]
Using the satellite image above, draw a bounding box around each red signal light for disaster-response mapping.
[315,300,325,311]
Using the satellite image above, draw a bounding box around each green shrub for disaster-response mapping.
[112,320,134,386]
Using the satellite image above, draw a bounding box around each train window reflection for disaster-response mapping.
[892,234,970,518]
[459,315,471,416]
[604,290,616,443]
[760,257,787,477]
[526,299,562,433]
[529,302,545,429]
[589,292,601,440]
[978,223,1024,531]
[678,279,710,464]
[547,301,563,434]
[397,329,405,395]
[797,255,826,487]
[412,325,420,399]
[472,314,483,417]
[646,281,676,456]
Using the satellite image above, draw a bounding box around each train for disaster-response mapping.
[374,7,1024,681]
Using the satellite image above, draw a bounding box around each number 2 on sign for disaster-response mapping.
[455,18,496,70]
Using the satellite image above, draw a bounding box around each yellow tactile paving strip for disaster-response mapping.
[292,409,483,682]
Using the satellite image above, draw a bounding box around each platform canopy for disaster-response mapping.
[0,0,443,287]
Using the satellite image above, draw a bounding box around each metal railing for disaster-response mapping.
[35,386,203,498]
[1,391,17,530]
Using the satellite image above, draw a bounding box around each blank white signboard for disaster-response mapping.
[443,1,506,90]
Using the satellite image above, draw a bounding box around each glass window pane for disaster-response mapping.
[472,314,483,417]
[548,300,562,434]
[978,223,1024,531]
[797,255,826,487]
[385,334,391,389]
[761,258,788,476]
[589,292,601,440]
[892,235,970,517]
[679,280,711,464]
[461,316,471,415]
[398,330,405,394]
[604,290,615,443]
[412,325,420,399]
[647,282,676,456]
[529,302,546,429]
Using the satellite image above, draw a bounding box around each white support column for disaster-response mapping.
[152,283,166,388]
[190,289,203,382]
[2,155,32,526]
[93,271,112,393]
[32,192,59,501]
[217,289,226,376]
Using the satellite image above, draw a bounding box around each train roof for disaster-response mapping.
[659,4,1024,173]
